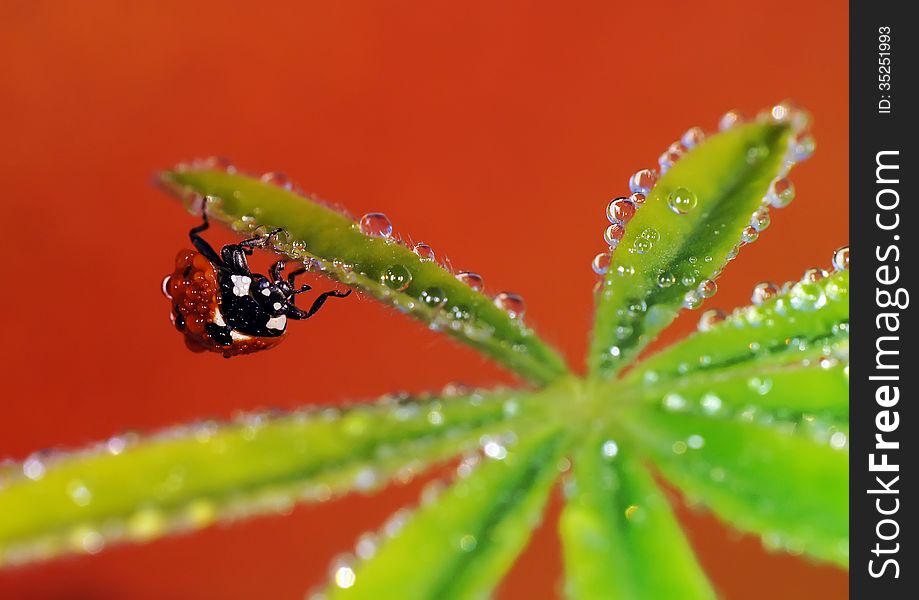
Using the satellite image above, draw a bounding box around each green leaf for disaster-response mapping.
[0,388,546,566]
[627,268,849,385]
[159,168,568,385]
[589,120,804,377]
[621,358,848,425]
[326,429,567,600]
[620,401,848,566]
[560,437,715,599]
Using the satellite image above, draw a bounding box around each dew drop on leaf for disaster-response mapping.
[741,226,759,244]
[604,224,625,247]
[420,287,447,307]
[751,281,779,305]
[359,212,393,238]
[606,197,636,224]
[681,126,705,148]
[718,109,743,131]
[628,168,658,195]
[259,172,293,190]
[832,245,850,271]
[380,265,412,291]
[592,252,611,275]
[667,187,698,215]
[766,177,796,208]
[455,271,484,291]
[697,308,726,331]
[493,292,526,319]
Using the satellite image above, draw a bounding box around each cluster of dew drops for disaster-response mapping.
[354,212,527,323]
[591,102,818,315]
[172,160,528,333]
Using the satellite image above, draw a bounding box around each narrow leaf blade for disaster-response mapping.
[326,429,567,600]
[160,168,568,384]
[0,388,538,566]
[622,402,848,566]
[560,437,715,599]
[590,116,809,377]
[627,267,849,385]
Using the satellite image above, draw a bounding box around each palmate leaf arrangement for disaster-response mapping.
[0,103,848,599]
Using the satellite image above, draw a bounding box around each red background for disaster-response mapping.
[0,1,848,598]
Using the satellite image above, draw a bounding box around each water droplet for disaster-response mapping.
[687,434,705,449]
[161,275,173,300]
[657,271,676,288]
[482,439,508,460]
[200,156,236,173]
[259,172,293,190]
[459,534,478,552]
[456,271,484,292]
[631,237,652,255]
[628,169,658,195]
[681,127,705,148]
[629,192,646,206]
[801,267,828,283]
[829,431,847,450]
[667,187,698,215]
[789,281,827,311]
[792,133,816,161]
[412,243,436,262]
[606,197,636,224]
[698,308,726,331]
[592,252,611,275]
[750,207,771,232]
[616,264,635,277]
[658,150,681,173]
[604,224,626,248]
[380,265,412,291]
[672,441,688,455]
[601,440,619,458]
[333,564,356,589]
[663,393,687,411]
[67,480,92,507]
[832,246,849,271]
[419,287,447,308]
[766,177,795,208]
[22,454,46,480]
[746,143,769,165]
[359,213,393,238]
[638,230,660,245]
[741,226,759,244]
[701,394,722,414]
[697,279,717,298]
[751,281,779,305]
[683,290,702,310]
[494,292,526,319]
[719,110,743,131]
[624,505,642,520]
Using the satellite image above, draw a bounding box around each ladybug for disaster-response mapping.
[162,212,351,357]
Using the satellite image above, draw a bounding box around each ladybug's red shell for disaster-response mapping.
[163,250,284,357]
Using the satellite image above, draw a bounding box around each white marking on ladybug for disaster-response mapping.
[261,288,271,296]
[230,330,250,341]
[231,275,252,297]
[266,315,287,331]
[273,302,283,310]
[212,307,227,327]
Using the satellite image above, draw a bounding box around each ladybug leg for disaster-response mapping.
[189,212,224,266]
[286,266,311,293]
[286,289,351,320]
[269,260,287,282]
[238,228,283,251]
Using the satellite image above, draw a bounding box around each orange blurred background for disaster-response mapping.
[0,1,847,598]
